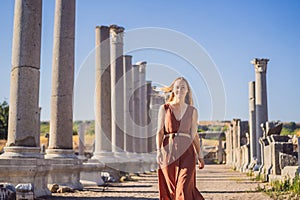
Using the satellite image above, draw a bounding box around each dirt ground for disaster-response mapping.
[38,164,272,200]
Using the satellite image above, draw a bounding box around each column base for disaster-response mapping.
[45,149,76,159]
[0,146,42,159]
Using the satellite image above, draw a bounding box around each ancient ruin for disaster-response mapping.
[0,0,299,199]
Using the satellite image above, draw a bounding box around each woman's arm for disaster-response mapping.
[191,108,205,169]
[156,105,166,150]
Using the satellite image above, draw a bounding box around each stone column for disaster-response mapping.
[232,119,239,166]
[137,61,148,153]
[123,55,134,153]
[248,81,256,163]
[251,58,269,164]
[78,123,85,159]
[2,0,42,158]
[46,0,76,158]
[132,64,141,154]
[149,90,165,153]
[146,81,153,153]
[110,25,125,156]
[92,26,113,160]
[217,135,223,164]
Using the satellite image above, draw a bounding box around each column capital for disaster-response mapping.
[95,25,109,30]
[136,61,147,73]
[109,25,124,44]
[251,58,269,73]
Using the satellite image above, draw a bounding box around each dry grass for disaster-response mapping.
[202,138,219,147]
[0,140,6,152]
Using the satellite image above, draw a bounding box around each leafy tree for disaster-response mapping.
[0,101,9,139]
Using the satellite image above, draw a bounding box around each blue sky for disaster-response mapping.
[0,0,299,122]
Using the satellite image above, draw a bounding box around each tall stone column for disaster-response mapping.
[248,81,257,163]
[251,58,269,164]
[92,26,113,160]
[137,61,148,153]
[146,81,153,153]
[0,1,52,197]
[149,90,165,151]
[132,64,141,153]
[110,25,125,155]
[46,0,76,158]
[2,0,42,158]
[78,123,86,159]
[123,55,134,153]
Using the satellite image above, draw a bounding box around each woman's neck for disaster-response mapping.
[171,97,185,106]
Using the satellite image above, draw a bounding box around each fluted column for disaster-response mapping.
[93,26,113,159]
[46,0,76,158]
[251,58,269,164]
[123,55,133,153]
[2,0,42,158]
[248,81,256,162]
[110,25,125,155]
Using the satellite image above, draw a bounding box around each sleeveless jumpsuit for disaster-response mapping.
[158,104,204,200]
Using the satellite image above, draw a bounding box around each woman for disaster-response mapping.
[156,77,205,200]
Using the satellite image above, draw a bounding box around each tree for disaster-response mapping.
[0,101,9,140]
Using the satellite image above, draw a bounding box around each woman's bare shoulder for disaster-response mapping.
[189,105,198,112]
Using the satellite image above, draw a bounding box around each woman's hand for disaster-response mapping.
[198,158,205,169]
[156,150,163,165]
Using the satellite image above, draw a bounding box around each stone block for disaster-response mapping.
[279,152,298,170]
[80,162,105,186]
[16,191,34,200]
[281,166,299,179]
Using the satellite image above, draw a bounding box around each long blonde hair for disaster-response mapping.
[161,77,193,105]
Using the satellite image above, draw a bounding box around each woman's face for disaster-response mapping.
[173,79,188,100]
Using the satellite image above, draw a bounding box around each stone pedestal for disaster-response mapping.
[251,58,269,164]
[93,26,114,161]
[0,158,51,197]
[47,158,83,189]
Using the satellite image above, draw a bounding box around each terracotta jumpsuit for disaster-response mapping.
[158,104,204,200]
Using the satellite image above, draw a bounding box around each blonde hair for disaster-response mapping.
[161,77,193,105]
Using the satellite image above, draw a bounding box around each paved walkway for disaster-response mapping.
[40,164,272,200]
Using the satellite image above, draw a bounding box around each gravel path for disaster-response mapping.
[39,164,272,200]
